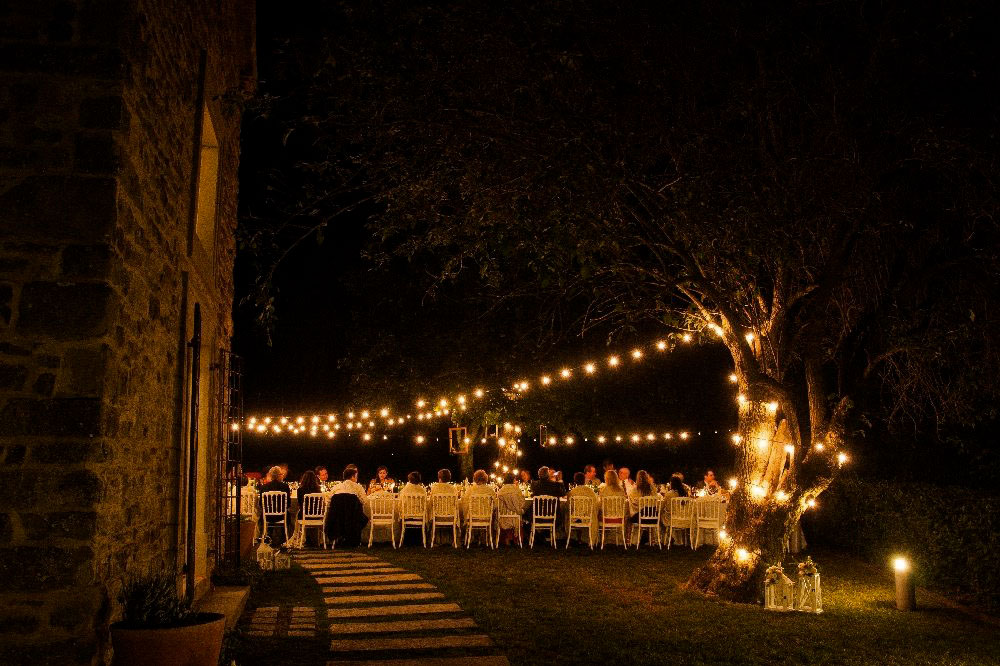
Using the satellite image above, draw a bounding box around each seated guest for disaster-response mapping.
[367,466,396,494]
[618,467,636,495]
[583,464,600,488]
[259,466,292,546]
[697,469,722,495]
[567,471,599,546]
[461,469,497,525]
[430,468,457,495]
[399,471,426,497]
[602,460,615,476]
[278,463,290,482]
[599,469,626,498]
[315,466,329,484]
[334,464,369,516]
[668,473,689,497]
[531,466,566,498]
[518,469,533,485]
[296,470,322,517]
[324,490,368,548]
[496,472,526,545]
[628,470,658,529]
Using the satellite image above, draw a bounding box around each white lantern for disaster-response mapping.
[796,557,823,613]
[763,563,795,611]
[273,549,292,570]
[256,536,275,571]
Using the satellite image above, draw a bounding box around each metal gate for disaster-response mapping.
[214,349,244,569]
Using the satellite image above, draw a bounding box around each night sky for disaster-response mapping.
[233,1,999,489]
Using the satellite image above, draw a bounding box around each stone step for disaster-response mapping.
[318,574,422,584]
[325,592,445,604]
[328,618,477,635]
[327,658,510,666]
[301,562,387,569]
[329,634,493,652]
[327,603,462,618]
[308,567,406,575]
[323,583,436,593]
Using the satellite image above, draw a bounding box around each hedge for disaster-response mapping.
[804,476,1000,611]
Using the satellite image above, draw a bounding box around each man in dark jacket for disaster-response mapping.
[530,466,566,498]
[259,466,292,545]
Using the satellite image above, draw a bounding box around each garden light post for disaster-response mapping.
[893,557,916,611]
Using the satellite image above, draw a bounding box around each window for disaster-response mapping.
[194,106,219,251]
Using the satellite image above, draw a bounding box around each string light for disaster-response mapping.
[560,368,572,379]
[728,373,738,383]
[415,435,425,444]
[656,340,668,351]
[837,452,849,466]
[784,444,795,455]
[631,348,643,360]
[728,478,738,490]
[608,355,620,367]
[682,333,692,342]
[735,547,751,562]
[474,388,485,398]
[766,401,779,414]
[745,332,755,344]
[541,375,552,385]
[584,363,596,374]
[731,434,742,444]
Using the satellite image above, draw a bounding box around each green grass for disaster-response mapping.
[375,544,1000,666]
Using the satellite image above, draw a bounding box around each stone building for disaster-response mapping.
[0,1,255,662]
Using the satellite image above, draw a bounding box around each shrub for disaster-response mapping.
[805,476,1000,611]
[117,573,194,629]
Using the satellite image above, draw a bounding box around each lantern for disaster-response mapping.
[273,548,292,570]
[255,536,274,571]
[764,563,795,611]
[796,557,823,613]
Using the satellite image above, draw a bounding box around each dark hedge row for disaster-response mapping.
[804,477,999,611]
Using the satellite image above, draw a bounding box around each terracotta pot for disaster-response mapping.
[111,613,225,666]
[240,519,256,559]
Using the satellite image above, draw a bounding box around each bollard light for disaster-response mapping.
[893,556,916,611]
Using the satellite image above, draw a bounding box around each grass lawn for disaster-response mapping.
[373,543,999,665]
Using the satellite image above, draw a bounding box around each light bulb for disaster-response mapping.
[893,557,910,573]
[608,355,620,367]
[767,401,779,414]
[679,432,689,440]
[745,332,754,344]
[597,435,606,443]
[474,388,484,398]
[731,434,743,444]
[784,444,795,455]
[682,333,692,342]
[560,368,572,379]
[656,340,667,351]
[837,452,849,466]
[729,373,738,383]
[735,548,750,562]
[541,375,552,385]
[728,478,738,489]
[631,348,643,360]
[584,363,596,374]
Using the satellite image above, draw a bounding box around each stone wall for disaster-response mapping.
[0,1,254,663]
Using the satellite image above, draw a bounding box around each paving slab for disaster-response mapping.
[329,635,493,651]
[324,592,445,604]
[317,574,422,584]
[322,583,436,593]
[328,618,477,635]
[308,567,406,575]
[327,603,462,618]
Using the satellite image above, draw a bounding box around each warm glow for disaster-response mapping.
[498,437,507,446]
[711,324,724,337]
[679,431,689,440]
[731,434,742,444]
[560,368,572,379]
[231,423,239,431]
[893,557,910,573]
[646,433,655,441]
[766,401,779,414]
[728,478,738,490]
[664,433,673,440]
[379,408,389,418]
[631,348,643,360]
[346,412,354,419]
[457,395,466,405]
[361,410,370,419]
[615,435,623,442]
[327,431,335,438]
[750,484,767,499]
[416,399,426,408]
[584,363,596,374]
[566,436,575,444]
[548,436,557,445]
[541,375,552,385]
[745,332,755,344]
[631,434,640,443]
[718,529,728,541]
[775,490,789,502]
[737,393,747,405]
[656,340,667,351]
[597,435,606,443]
[815,442,825,452]
[784,444,795,455]
[729,373,738,383]
[438,399,448,408]
[362,433,372,441]
[806,498,817,509]
[682,333,692,342]
[837,452,849,466]
[735,548,751,562]
[280,417,288,425]
[415,435,425,444]
[608,355,620,367]
[474,388,484,398]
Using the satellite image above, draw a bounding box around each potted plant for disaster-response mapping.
[111,573,225,666]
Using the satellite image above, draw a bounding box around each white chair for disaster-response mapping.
[631,496,662,549]
[599,495,627,549]
[297,493,329,548]
[430,493,460,548]
[529,495,559,548]
[565,495,595,549]
[398,493,428,548]
[495,489,524,548]
[261,491,289,543]
[667,497,695,549]
[368,492,397,548]
[465,494,495,549]
[693,497,727,548]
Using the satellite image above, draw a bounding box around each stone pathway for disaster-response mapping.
[240,550,508,665]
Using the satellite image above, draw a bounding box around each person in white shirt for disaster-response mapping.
[618,467,636,496]
[567,471,599,546]
[460,469,496,527]
[430,468,457,495]
[333,464,370,517]
[496,472,526,545]
[398,471,427,498]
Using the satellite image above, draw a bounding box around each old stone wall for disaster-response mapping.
[0,1,254,663]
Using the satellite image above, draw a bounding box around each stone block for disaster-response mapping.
[78,96,125,130]
[0,613,40,635]
[61,245,111,280]
[0,546,93,591]
[0,398,101,437]
[62,345,108,396]
[33,373,55,396]
[4,469,101,510]
[30,441,109,464]
[23,511,97,540]
[17,282,114,340]
[0,176,116,243]
[0,363,28,389]
[74,132,118,174]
